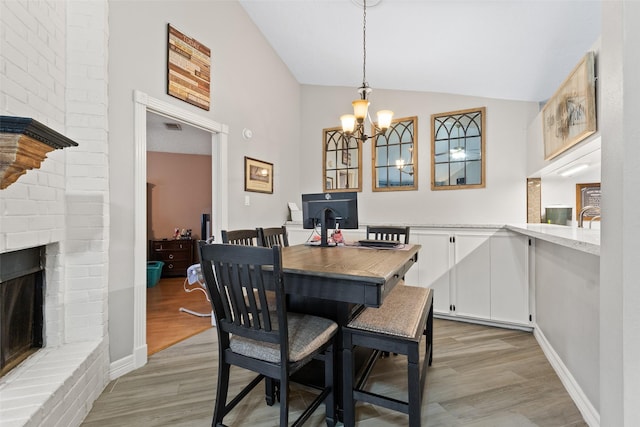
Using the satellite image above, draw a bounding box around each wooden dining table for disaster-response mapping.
[278,243,422,419]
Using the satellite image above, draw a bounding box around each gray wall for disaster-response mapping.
[300,85,539,225]
[535,240,600,412]
[108,0,302,360]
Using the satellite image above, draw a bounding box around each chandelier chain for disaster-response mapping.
[362,0,367,87]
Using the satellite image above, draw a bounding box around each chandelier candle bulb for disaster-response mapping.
[377,110,394,130]
[352,99,370,120]
[341,114,357,134]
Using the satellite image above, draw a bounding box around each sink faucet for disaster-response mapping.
[589,215,601,229]
[578,205,600,228]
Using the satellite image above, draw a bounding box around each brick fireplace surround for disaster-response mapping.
[0,1,111,426]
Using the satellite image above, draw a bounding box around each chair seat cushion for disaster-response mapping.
[348,284,433,340]
[230,313,337,363]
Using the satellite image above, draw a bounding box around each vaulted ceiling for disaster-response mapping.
[239,0,601,103]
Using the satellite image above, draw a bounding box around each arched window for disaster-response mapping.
[431,107,486,190]
[372,116,418,191]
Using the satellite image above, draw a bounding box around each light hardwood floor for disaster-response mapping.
[147,277,213,356]
[83,318,587,426]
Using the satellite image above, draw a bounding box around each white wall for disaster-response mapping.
[599,2,640,425]
[107,1,302,361]
[300,85,538,225]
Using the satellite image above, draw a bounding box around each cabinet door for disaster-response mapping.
[454,233,491,319]
[490,233,529,324]
[405,232,452,314]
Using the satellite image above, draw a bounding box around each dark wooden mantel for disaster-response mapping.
[0,116,78,189]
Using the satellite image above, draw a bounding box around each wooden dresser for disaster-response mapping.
[149,239,194,277]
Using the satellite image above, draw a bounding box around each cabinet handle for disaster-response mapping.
[169,254,174,259]
[168,264,174,269]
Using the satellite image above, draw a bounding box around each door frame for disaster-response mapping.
[132,90,228,369]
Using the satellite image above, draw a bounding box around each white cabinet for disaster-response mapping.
[490,232,529,325]
[453,232,492,319]
[408,228,530,328]
[404,231,452,314]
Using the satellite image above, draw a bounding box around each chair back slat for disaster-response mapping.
[199,242,284,346]
[221,229,261,246]
[258,226,289,248]
[366,225,411,244]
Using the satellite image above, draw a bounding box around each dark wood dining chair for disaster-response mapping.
[221,227,278,404]
[221,228,261,246]
[366,225,411,244]
[198,242,338,427]
[342,284,433,427]
[258,226,289,248]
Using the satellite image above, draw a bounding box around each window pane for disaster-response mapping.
[466,136,481,160]
[376,167,387,187]
[400,143,413,162]
[435,139,448,156]
[450,162,465,185]
[388,144,400,166]
[435,152,449,164]
[376,146,388,166]
[388,167,401,186]
[434,163,449,186]
[388,131,400,144]
[466,161,481,185]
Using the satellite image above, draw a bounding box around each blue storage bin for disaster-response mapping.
[147,261,164,288]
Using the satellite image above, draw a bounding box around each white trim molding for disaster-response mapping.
[124,90,228,376]
[534,325,600,427]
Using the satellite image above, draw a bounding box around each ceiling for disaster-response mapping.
[239,0,601,103]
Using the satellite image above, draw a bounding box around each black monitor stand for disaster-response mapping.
[318,208,334,247]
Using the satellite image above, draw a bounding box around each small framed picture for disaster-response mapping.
[244,156,273,194]
[325,176,334,190]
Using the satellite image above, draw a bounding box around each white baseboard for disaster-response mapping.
[534,326,600,427]
[109,353,135,380]
[434,313,533,332]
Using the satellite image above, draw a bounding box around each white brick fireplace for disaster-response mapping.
[0,1,110,426]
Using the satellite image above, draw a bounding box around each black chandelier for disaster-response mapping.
[339,0,394,143]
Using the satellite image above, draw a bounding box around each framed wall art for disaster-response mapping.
[431,108,485,190]
[244,156,273,194]
[542,52,596,160]
[576,182,601,221]
[167,24,211,111]
[323,126,362,192]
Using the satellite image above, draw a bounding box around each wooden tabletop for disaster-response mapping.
[280,244,421,306]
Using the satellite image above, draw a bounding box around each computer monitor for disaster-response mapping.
[302,192,358,247]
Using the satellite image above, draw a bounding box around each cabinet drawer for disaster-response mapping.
[153,250,191,262]
[162,260,191,276]
[151,240,192,251]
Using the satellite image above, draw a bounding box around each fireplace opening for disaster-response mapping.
[0,246,44,378]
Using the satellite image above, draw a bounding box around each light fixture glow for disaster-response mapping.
[558,163,589,177]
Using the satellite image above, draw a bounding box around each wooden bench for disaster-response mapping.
[342,283,433,427]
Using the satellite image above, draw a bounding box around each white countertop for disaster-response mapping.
[286,221,601,256]
[505,223,600,256]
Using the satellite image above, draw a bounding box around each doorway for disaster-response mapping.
[132,90,229,369]
[146,111,213,355]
